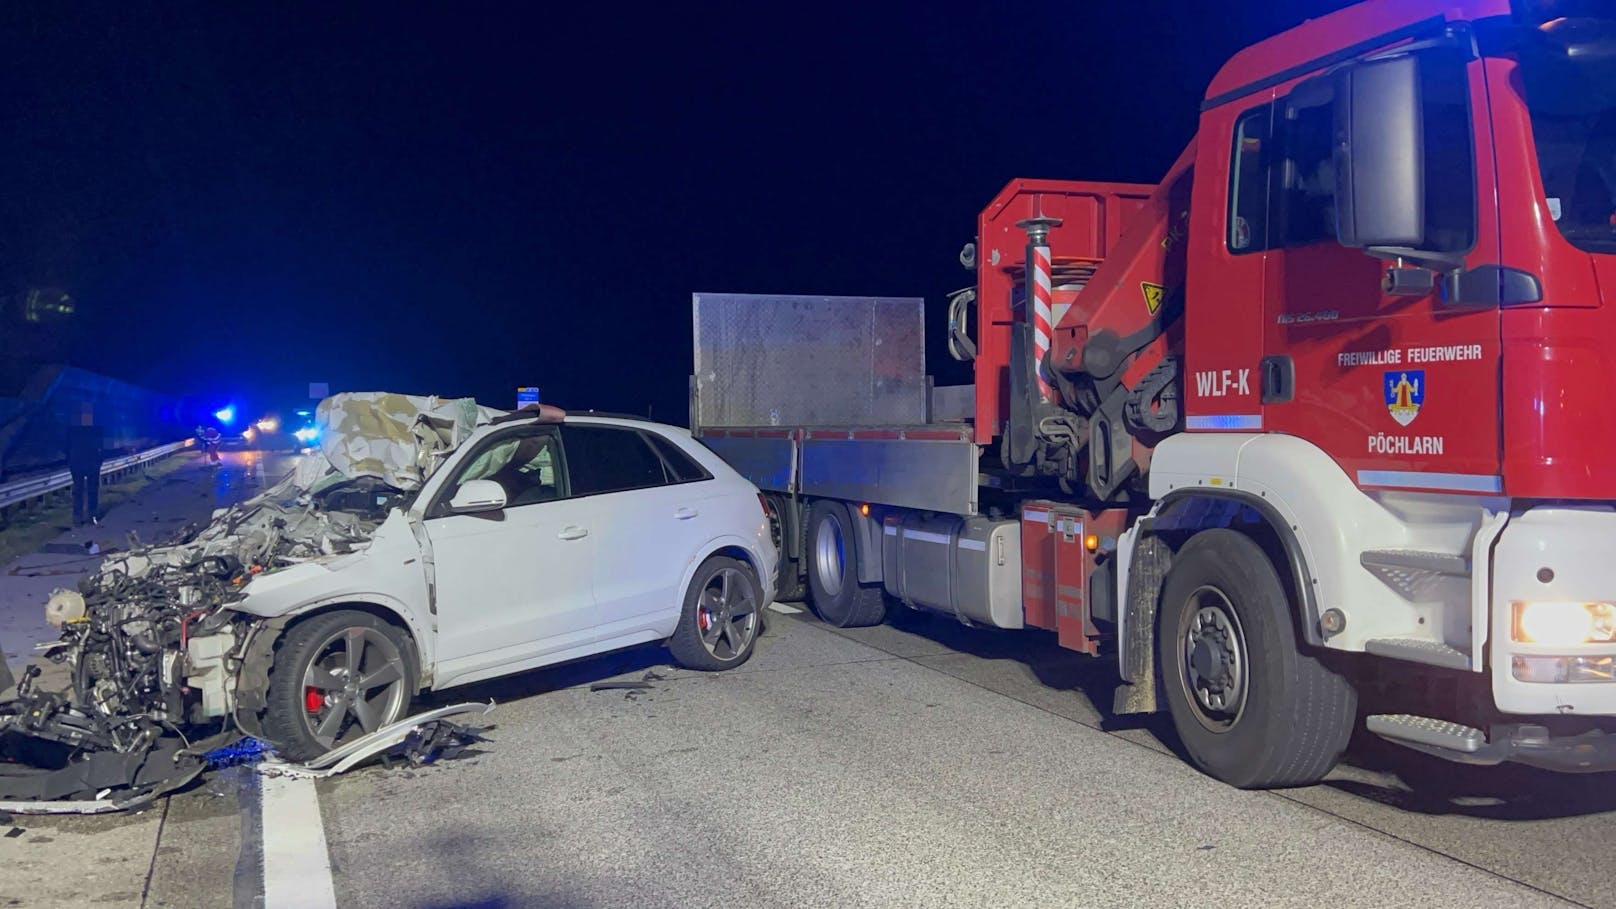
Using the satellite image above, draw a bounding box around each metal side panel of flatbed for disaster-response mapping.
[699,432,798,494]
[691,292,929,429]
[701,426,980,516]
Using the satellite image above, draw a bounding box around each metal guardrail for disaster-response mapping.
[0,439,195,511]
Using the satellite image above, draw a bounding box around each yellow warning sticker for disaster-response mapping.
[1141,282,1165,315]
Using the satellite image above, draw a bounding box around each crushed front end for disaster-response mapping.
[0,391,491,811]
[0,473,400,808]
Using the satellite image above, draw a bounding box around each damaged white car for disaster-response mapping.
[1,393,776,802]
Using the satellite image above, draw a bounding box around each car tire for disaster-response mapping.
[806,500,886,628]
[261,610,418,763]
[668,556,764,671]
[1156,529,1356,789]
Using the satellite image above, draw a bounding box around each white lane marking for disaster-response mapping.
[260,774,338,909]
[767,602,802,614]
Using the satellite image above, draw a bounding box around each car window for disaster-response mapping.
[438,428,565,511]
[563,425,669,495]
[645,431,712,483]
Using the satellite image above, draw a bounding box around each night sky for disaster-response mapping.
[4,1,1356,422]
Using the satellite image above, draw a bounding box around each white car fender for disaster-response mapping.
[229,509,437,672]
[680,533,775,605]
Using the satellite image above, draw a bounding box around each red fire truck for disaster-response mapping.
[692,0,1616,788]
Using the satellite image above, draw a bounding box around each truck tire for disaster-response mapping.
[667,556,764,671]
[765,494,807,602]
[261,610,418,763]
[1156,529,1355,789]
[806,499,887,628]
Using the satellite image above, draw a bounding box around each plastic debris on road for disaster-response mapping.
[204,736,272,769]
[256,702,494,781]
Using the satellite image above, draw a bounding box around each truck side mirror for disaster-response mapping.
[1332,54,1426,250]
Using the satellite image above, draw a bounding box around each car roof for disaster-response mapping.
[481,410,691,436]
[564,413,691,435]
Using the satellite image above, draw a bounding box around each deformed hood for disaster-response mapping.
[305,392,508,494]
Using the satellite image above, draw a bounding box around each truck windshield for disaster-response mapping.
[1516,15,1616,253]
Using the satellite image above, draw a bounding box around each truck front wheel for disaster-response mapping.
[806,500,887,628]
[1156,529,1356,789]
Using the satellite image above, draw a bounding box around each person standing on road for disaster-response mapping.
[66,404,105,527]
[202,425,222,464]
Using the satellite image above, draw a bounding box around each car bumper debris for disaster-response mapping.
[255,701,493,780]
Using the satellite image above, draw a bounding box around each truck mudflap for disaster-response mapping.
[1368,714,1616,772]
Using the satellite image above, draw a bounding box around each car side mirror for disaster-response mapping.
[448,479,507,514]
[1332,54,1426,250]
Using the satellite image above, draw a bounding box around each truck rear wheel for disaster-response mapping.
[764,494,807,602]
[1156,529,1355,789]
[806,500,886,628]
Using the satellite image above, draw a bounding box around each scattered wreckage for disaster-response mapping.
[0,393,521,812]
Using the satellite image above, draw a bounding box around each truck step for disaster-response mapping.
[1366,713,1485,754]
[1363,637,1472,671]
[1359,549,1469,599]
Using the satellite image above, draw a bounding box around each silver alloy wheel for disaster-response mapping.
[299,625,410,749]
[697,566,761,661]
[813,512,846,598]
[1177,585,1250,734]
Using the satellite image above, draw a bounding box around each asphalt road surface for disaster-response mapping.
[6,454,1616,908]
[113,607,1616,907]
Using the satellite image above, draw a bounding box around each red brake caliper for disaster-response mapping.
[305,687,325,713]
[697,609,712,632]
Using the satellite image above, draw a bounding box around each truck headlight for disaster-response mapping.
[1512,601,1616,645]
[1513,655,1616,683]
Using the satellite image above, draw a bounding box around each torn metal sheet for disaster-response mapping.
[256,702,493,780]
[312,392,503,494]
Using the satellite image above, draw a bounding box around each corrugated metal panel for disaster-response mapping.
[692,293,927,429]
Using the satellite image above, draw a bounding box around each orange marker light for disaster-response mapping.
[1084,534,1099,552]
[859,503,870,516]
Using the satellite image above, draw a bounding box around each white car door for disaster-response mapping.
[424,426,599,675]
[561,424,715,635]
